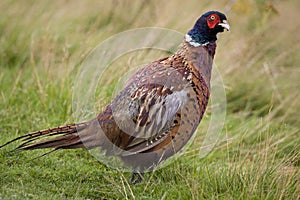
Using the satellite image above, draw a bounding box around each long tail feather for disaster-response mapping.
[0,122,90,150]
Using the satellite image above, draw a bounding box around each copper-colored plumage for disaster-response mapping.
[1,11,229,180]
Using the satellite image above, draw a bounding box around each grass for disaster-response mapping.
[0,0,299,199]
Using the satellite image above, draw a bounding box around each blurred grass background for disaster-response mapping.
[0,0,299,199]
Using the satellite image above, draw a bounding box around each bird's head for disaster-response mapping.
[186,11,230,47]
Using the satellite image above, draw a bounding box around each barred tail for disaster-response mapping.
[0,122,90,151]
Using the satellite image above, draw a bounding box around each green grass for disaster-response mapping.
[0,0,299,199]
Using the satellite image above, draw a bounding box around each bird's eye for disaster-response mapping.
[210,15,216,20]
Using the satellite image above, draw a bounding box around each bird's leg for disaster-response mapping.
[130,172,144,184]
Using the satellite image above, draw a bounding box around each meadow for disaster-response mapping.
[0,0,299,199]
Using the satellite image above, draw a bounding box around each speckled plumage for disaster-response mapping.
[1,11,229,179]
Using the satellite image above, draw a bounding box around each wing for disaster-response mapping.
[109,58,199,156]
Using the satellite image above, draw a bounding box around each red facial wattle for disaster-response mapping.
[206,14,221,29]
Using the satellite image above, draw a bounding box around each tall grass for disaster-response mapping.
[0,0,299,199]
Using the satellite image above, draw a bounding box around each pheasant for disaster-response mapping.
[1,11,229,183]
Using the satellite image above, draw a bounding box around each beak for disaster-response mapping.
[219,20,230,31]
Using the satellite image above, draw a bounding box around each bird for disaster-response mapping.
[1,11,229,183]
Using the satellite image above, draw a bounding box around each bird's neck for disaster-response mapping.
[176,40,216,89]
[186,27,217,47]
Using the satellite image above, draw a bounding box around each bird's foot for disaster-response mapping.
[130,172,143,184]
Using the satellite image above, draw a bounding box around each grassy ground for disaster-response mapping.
[0,0,299,199]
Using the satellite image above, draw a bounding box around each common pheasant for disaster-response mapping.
[1,11,229,182]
